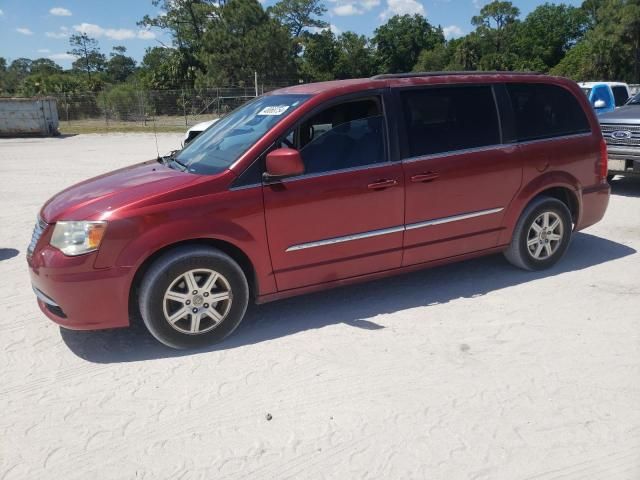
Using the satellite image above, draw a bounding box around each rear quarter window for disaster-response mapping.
[506,83,591,142]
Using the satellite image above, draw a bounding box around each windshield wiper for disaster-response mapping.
[158,150,188,172]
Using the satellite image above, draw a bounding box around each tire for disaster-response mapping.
[503,196,572,271]
[138,246,249,349]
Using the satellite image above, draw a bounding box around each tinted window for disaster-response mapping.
[400,86,500,157]
[507,84,590,141]
[612,86,629,106]
[290,98,387,175]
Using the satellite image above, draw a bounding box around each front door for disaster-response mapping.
[397,84,522,266]
[263,94,405,291]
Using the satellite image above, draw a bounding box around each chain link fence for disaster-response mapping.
[47,84,292,134]
[18,81,640,135]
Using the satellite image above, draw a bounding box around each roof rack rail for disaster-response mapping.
[371,71,544,80]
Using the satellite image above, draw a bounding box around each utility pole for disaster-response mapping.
[254,71,258,97]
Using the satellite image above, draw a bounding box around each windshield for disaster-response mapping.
[627,92,640,105]
[176,94,310,175]
[582,88,592,97]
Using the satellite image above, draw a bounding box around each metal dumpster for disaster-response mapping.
[0,98,60,137]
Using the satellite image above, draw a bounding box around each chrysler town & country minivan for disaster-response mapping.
[28,72,610,349]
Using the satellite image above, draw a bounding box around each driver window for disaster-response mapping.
[285,97,387,175]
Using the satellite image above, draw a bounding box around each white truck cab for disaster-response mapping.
[579,81,631,108]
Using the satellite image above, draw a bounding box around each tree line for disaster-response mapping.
[1,0,639,98]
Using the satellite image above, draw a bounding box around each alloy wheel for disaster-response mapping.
[162,269,233,335]
[526,211,564,260]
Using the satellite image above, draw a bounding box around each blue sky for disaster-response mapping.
[0,0,582,68]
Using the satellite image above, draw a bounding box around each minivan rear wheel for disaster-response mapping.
[504,196,572,271]
[138,246,249,349]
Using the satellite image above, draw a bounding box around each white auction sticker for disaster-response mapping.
[258,105,290,116]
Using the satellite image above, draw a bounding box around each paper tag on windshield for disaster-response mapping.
[258,105,289,116]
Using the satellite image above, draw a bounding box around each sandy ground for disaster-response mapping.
[1,133,639,480]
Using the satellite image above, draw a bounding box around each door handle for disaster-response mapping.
[410,172,440,183]
[367,179,398,190]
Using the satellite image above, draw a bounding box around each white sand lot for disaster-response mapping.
[1,133,639,479]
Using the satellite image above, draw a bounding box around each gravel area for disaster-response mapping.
[1,133,639,479]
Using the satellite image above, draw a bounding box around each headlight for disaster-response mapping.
[50,221,107,256]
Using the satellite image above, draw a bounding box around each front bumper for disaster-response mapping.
[28,244,132,330]
[607,145,640,175]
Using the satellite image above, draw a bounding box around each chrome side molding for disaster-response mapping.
[286,225,405,252]
[286,207,504,252]
[405,207,504,231]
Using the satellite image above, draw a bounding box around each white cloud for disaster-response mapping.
[46,26,69,38]
[16,27,34,35]
[137,29,156,39]
[50,7,72,16]
[37,48,51,53]
[73,23,156,41]
[379,0,425,19]
[443,25,463,39]
[333,3,364,15]
[308,24,342,35]
[0,9,4,15]
[107,28,137,40]
[48,53,77,61]
[329,0,379,15]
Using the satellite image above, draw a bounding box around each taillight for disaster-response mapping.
[599,138,608,181]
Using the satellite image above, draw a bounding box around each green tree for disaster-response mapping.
[106,46,137,83]
[268,0,328,37]
[139,0,217,48]
[139,47,194,89]
[198,0,297,85]
[334,32,376,78]
[1,58,33,93]
[299,30,338,81]
[552,0,640,82]
[471,0,520,69]
[515,3,589,71]
[413,43,453,71]
[138,0,217,85]
[550,40,595,79]
[68,33,106,81]
[30,58,63,76]
[19,72,88,96]
[450,34,482,70]
[373,14,445,73]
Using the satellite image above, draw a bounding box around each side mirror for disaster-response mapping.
[263,148,304,183]
[594,99,606,109]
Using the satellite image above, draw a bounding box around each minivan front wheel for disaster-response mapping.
[504,196,572,271]
[139,246,249,349]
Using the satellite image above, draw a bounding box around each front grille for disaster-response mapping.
[27,217,48,256]
[600,124,640,146]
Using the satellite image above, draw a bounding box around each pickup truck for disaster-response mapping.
[580,82,631,115]
[599,91,640,180]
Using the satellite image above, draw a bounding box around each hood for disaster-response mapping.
[41,160,200,223]
[185,118,219,136]
[598,104,640,125]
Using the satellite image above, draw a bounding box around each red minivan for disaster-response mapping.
[27,72,610,349]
